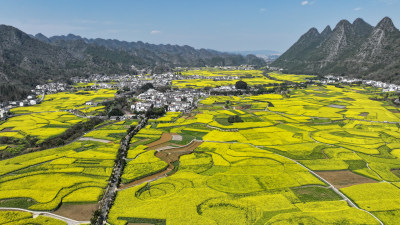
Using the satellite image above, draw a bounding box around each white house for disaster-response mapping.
[0,109,6,118]
[131,102,152,112]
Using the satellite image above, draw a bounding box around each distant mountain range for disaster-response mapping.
[0,24,265,101]
[229,50,281,62]
[272,17,400,84]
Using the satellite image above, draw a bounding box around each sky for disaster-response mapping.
[0,0,399,53]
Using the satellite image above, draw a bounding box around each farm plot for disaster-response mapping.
[173,69,281,89]
[268,72,315,83]
[0,112,85,141]
[0,210,67,225]
[0,122,124,219]
[10,89,116,114]
[108,84,400,225]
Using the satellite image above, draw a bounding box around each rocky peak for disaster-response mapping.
[375,17,398,33]
[321,25,332,38]
[34,33,50,43]
[297,27,320,43]
[352,18,373,37]
[304,27,320,37]
[0,25,32,46]
[353,18,367,26]
[334,19,352,31]
[272,16,400,84]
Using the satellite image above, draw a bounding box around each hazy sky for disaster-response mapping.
[0,0,399,52]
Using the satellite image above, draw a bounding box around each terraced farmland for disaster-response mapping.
[0,89,116,156]
[0,119,135,222]
[109,84,400,225]
[2,73,400,225]
[172,69,283,89]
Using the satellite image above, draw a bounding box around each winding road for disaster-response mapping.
[0,207,89,225]
[200,140,384,225]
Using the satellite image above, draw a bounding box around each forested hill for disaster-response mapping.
[0,24,265,101]
[272,17,400,84]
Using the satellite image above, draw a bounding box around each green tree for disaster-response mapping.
[235,80,248,90]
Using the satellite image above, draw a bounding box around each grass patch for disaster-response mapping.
[291,186,342,202]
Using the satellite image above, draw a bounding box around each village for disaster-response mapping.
[131,88,207,113]
[323,75,400,92]
[2,69,400,120]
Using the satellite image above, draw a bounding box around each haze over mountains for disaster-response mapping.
[0,24,264,101]
[272,17,400,84]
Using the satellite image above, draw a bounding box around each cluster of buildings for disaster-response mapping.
[131,88,207,113]
[323,75,400,92]
[210,85,237,92]
[34,83,67,94]
[177,65,256,71]
[72,73,189,91]
[0,95,39,119]
[183,74,239,81]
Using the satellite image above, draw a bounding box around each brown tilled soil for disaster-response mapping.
[388,109,400,113]
[185,115,196,120]
[156,141,203,163]
[316,170,377,188]
[119,141,203,190]
[0,127,15,132]
[234,105,251,110]
[146,133,173,149]
[54,203,98,221]
[119,165,173,190]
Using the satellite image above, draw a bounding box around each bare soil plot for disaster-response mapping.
[54,203,98,221]
[0,127,15,132]
[316,170,377,188]
[234,105,252,110]
[146,133,173,149]
[388,109,400,113]
[328,104,346,109]
[119,166,173,190]
[156,141,203,163]
[119,141,203,190]
[171,134,182,141]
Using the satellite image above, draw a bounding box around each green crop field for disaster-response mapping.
[108,80,400,225]
[172,69,282,88]
[2,71,400,225]
[0,89,116,156]
[0,210,67,225]
[0,121,132,211]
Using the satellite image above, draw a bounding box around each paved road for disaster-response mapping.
[0,207,89,225]
[94,117,148,225]
[201,140,384,225]
[79,137,112,143]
